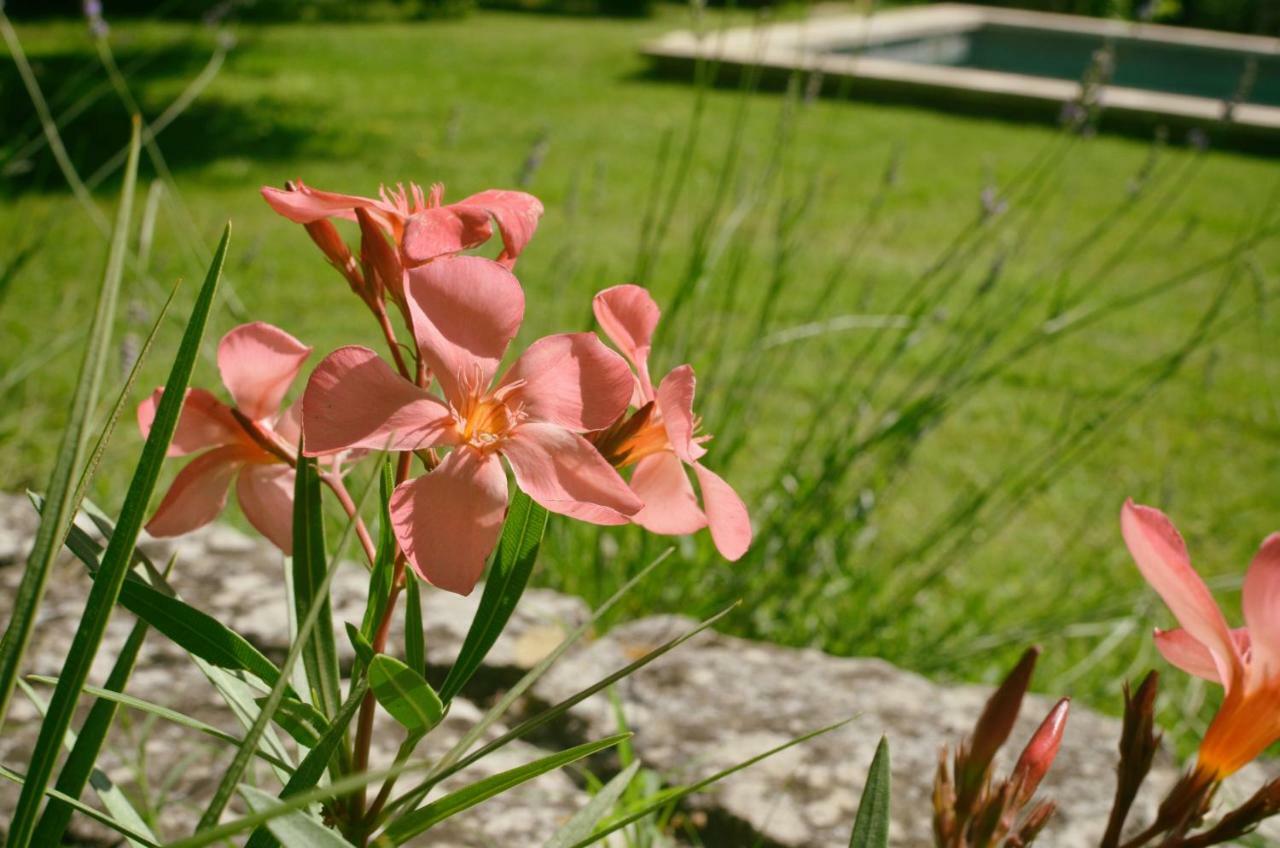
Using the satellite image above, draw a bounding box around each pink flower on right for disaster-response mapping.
[1121,499,1280,777]
[588,284,752,561]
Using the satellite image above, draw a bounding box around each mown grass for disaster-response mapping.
[2,6,1278,751]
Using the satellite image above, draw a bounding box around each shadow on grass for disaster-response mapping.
[0,37,324,196]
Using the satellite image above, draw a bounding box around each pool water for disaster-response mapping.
[850,24,1280,107]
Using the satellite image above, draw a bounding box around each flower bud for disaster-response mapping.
[1012,698,1069,806]
[957,646,1040,811]
[357,206,404,309]
[304,217,362,293]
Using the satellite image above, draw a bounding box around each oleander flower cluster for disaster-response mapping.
[140,179,750,596]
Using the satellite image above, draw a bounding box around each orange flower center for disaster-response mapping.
[590,402,672,468]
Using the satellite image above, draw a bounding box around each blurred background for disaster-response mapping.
[1,0,1277,758]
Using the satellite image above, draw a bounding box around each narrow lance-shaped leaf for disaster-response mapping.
[17,678,158,848]
[849,737,891,848]
[292,452,342,718]
[240,785,356,848]
[31,615,151,846]
[543,761,642,848]
[440,490,548,702]
[6,222,230,848]
[572,721,851,848]
[380,734,630,845]
[369,654,444,734]
[196,449,384,831]
[42,503,292,693]
[243,679,368,848]
[0,119,141,729]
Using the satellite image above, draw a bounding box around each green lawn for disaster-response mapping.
[2,7,1278,749]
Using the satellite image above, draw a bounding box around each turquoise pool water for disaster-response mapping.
[849,24,1279,107]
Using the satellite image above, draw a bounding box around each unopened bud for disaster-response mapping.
[304,218,362,294]
[1010,800,1057,847]
[959,646,1040,810]
[357,206,404,308]
[1012,698,1069,806]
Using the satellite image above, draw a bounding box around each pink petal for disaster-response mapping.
[1154,627,1253,684]
[217,322,312,421]
[273,401,303,448]
[139,388,243,457]
[302,346,453,455]
[453,190,544,269]
[630,451,706,535]
[146,446,255,538]
[1243,533,1280,677]
[497,333,633,432]
[405,256,525,407]
[656,365,707,462]
[400,206,493,266]
[236,464,296,554]
[260,183,385,225]
[693,462,751,561]
[593,284,660,400]
[390,449,508,596]
[1121,500,1242,688]
[503,423,642,519]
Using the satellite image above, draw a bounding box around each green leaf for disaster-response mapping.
[6,221,229,848]
[404,575,425,675]
[849,737,891,848]
[291,454,342,719]
[0,762,162,848]
[243,680,368,848]
[197,452,384,831]
[346,621,375,670]
[31,616,150,846]
[239,785,356,848]
[369,654,444,734]
[440,490,548,702]
[47,508,291,693]
[43,499,298,780]
[381,550,677,821]
[0,119,141,729]
[543,761,641,848]
[256,695,328,749]
[17,678,158,848]
[360,458,397,640]
[380,734,629,845]
[575,721,850,848]
[24,675,293,773]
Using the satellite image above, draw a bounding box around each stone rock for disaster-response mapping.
[534,615,1279,847]
[0,491,39,566]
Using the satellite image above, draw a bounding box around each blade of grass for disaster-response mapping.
[6,222,230,848]
[0,119,140,731]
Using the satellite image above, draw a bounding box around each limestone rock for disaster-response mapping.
[534,615,1277,847]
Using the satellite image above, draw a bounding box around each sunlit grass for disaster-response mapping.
[1,6,1277,752]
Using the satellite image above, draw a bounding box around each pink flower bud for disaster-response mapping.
[1012,698,1070,806]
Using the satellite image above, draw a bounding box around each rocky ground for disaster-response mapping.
[0,492,1274,846]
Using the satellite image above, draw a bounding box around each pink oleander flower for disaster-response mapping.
[138,322,312,553]
[301,255,642,595]
[586,284,751,561]
[260,179,543,271]
[1121,499,1280,778]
